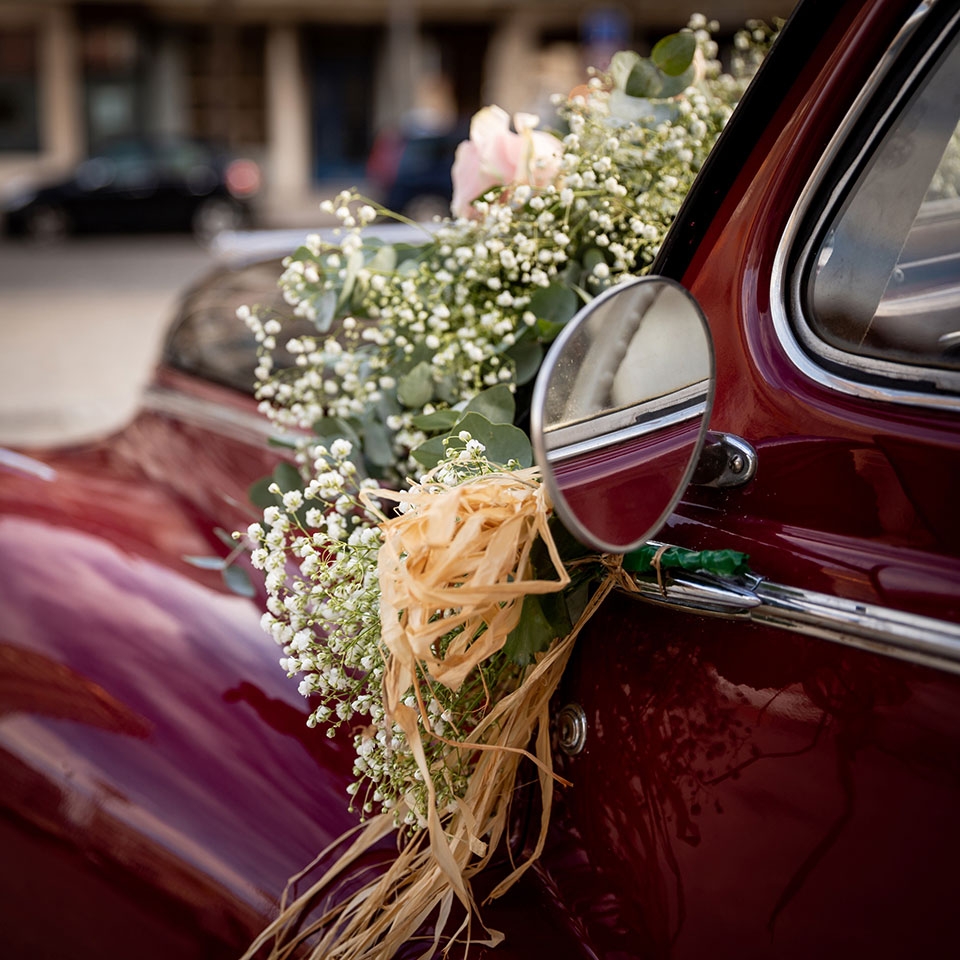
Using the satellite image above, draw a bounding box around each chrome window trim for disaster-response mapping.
[142,384,294,446]
[545,386,709,463]
[770,0,960,412]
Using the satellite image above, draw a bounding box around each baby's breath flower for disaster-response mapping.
[237,23,768,828]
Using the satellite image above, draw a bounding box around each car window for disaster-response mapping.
[158,140,214,174]
[803,22,960,381]
[164,258,308,392]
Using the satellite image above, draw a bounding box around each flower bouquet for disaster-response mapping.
[238,17,773,960]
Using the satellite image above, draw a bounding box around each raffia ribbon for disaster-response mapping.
[244,468,636,960]
[373,466,570,707]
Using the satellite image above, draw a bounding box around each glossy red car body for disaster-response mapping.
[2,1,959,957]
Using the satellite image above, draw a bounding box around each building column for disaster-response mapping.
[379,0,420,131]
[483,9,540,118]
[150,31,187,139]
[265,23,311,205]
[40,5,83,169]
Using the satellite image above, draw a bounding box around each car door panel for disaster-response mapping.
[534,1,960,956]
[547,593,960,958]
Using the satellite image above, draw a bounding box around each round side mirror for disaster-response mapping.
[530,276,715,553]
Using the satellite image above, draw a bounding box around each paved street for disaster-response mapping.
[0,236,215,448]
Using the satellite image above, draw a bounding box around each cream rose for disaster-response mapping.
[450,106,563,219]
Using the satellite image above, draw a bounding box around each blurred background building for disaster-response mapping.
[0,0,793,226]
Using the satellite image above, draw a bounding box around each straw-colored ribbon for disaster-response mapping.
[244,469,636,960]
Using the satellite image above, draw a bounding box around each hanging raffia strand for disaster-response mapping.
[243,468,630,960]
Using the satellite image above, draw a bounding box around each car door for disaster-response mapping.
[535,2,960,957]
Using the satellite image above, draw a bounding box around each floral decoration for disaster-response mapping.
[236,15,774,960]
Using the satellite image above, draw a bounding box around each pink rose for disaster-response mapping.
[450,106,562,219]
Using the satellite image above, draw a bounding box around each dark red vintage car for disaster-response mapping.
[2,0,959,957]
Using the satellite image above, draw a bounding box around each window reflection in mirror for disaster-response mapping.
[533,277,714,554]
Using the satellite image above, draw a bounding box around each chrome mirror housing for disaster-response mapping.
[530,276,715,553]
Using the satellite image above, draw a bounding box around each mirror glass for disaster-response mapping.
[531,276,714,553]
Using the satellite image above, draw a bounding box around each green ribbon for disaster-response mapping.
[623,544,751,578]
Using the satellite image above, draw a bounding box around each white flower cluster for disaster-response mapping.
[246,437,517,825]
[238,18,779,827]
[730,18,781,89]
[248,439,384,731]
[241,21,753,484]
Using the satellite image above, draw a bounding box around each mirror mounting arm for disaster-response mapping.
[692,433,757,488]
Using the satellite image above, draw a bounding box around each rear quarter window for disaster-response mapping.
[794,6,960,399]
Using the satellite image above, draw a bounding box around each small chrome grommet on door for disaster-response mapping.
[557,703,588,756]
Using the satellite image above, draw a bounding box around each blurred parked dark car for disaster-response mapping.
[366,124,467,220]
[2,1,960,958]
[2,138,261,242]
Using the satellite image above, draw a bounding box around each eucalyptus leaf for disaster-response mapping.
[313,416,362,451]
[249,475,280,510]
[368,243,398,273]
[222,564,256,598]
[408,341,435,366]
[528,282,578,327]
[412,409,460,431]
[625,58,664,98]
[582,247,607,276]
[656,65,696,98]
[411,411,533,470]
[338,248,365,308]
[312,288,338,333]
[505,339,543,386]
[538,591,573,644]
[289,245,315,263]
[651,32,697,76]
[607,89,656,123]
[397,257,422,277]
[410,435,447,470]
[462,384,515,425]
[183,555,227,571]
[382,341,430,379]
[503,595,558,665]
[376,388,402,420]
[361,416,396,468]
[609,50,642,91]
[394,241,430,265]
[213,527,237,548]
[536,317,568,341]
[435,374,460,405]
[445,412,532,468]
[273,461,303,493]
[560,260,582,288]
[397,361,435,408]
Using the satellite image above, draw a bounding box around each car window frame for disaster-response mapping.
[772,0,960,411]
[163,258,287,394]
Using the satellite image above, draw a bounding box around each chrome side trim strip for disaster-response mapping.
[629,566,960,677]
[769,0,960,412]
[142,385,294,446]
[0,448,57,482]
